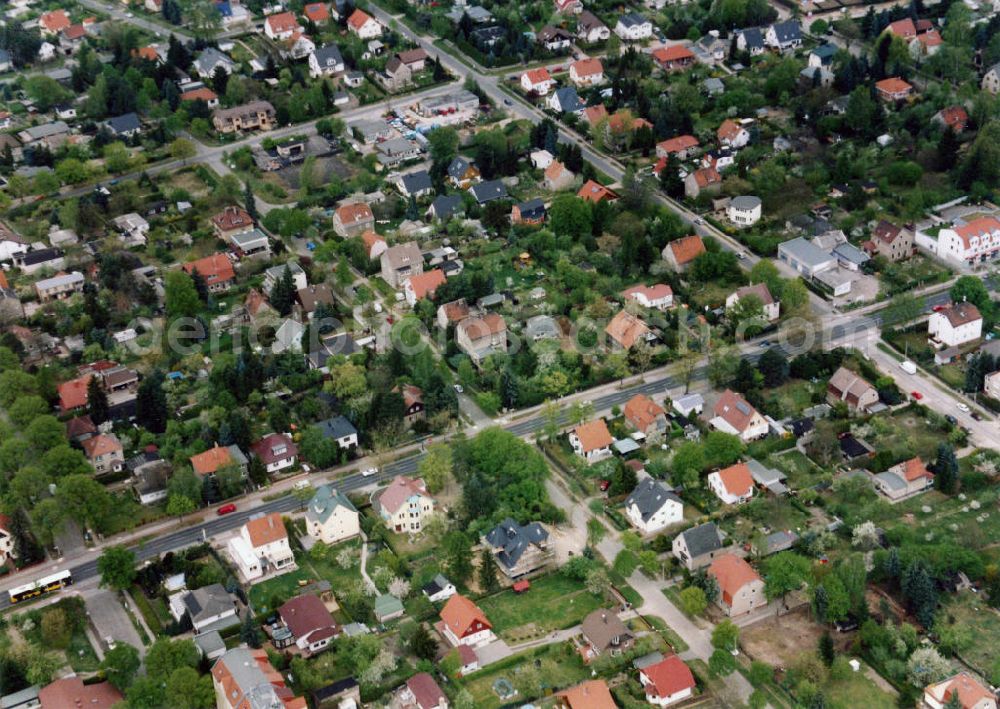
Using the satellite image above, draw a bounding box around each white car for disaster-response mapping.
[453,384,464,393]
[361,467,378,477]
[957,403,970,413]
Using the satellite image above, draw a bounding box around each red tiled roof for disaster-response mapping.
[181,87,219,103]
[667,234,706,265]
[377,476,429,515]
[937,105,968,130]
[641,655,696,700]
[335,202,374,226]
[440,594,491,637]
[407,269,446,301]
[583,104,608,125]
[59,374,92,410]
[573,419,613,453]
[605,310,650,349]
[212,205,253,231]
[40,9,71,33]
[303,2,330,22]
[692,166,722,188]
[135,46,159,61]
[716,462,753,497]
[623,283,672,302]
[183,253,234,286]
[246,512,288,547]
[81,433,122,460]
[39,678,121,709]
[279,593,336,640]
[577,179,618,203]
[887,18,916,37]
[936,302,982,328]
[347,8,375,30]
[652,44,695,64]
[876,77,913,95]
[523,67,553,86]
[713,389,760,433]
[623,393,665,432]
[251,433,297,465]
[927,672,995,709]
[709,554,762,605]
[407,672,447,709]
[657,134,698,155]
[953,216,1000,247]
[556,679,617,709]
[571,57,603,77]
[266,11,299,33]
[190,444,234,476]
[898,457,933,482]
[63,24,86,40]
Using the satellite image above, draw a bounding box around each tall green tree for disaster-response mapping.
[270,266,296,316]
[101,643,141,690]
[933,442,958,494]
[478,549,499,594]
[135,369,168,434]
[87,376,109,425]
[97,546,137,591]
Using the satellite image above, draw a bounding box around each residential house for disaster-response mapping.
[569,57,604,87]
[469,180,507,206]
[626,478,683,534]
[578,180,618,204]
[379,56,413,91]
[396,384,425,425]
[726,195,762,227]
[18,122,70,150]
[404,268,446,306]
[455,313,507,364]
[937,217,1000,266]
[983,63,1000,94]
[583,104,608,126]
[537,25,574,51]
[264,261,308,294]
[708,462,754,505]
[0,515,13,563]
[656,135,699,160]
[709,389,768,441]
[672,522,725,570]
[623,394,667,437]
[869,220,914,262]
[652,45,695,72]
[766,19,801,51]
[347,9,382,38]
[511,198,546,225]
[397,170,434,199]
[808,44,837,68]
[555,680,617,709]
[483,518,551,577]
[0,224,28,263]
[189,444,248,478]
[875,77,913,102]
[35,271,84,302]
[923,672,997,709]
[581,609,634,659]
[81,433,124,474]
[662,234,705,271]
[303,2,330,24]
[736,27,766,55]
[228,512,295,581]
[423,573,457,603]
[180,86,220,108]
[250,433,297,474]
[640,654,697,706]
[14,248,65,276]
[826,366,879,412]
[708,554,765,616]
[726,283,779,321]
[332,202,375,237]
[173,583,237,633]
[231,229,271,259]
[684,166,722,198]
[309,44,344,77]
[184,253,235,293]
[296,284,334,320]
[395,673,447,709]
[104,112,142,139]
[306,484,359,544]
[986,370,1000,400]
[278,594,338,656]
[569,419,614,463]
[672,393,704,418]
[577,11,611,43]
[440,594,494,646]
[933,105,968,132]
[193,47,236,77]
[875,456,935,501]
[361,230,387,260]
[547,86,584,115]
[374,476,434,532]
[447,156,480,189]
[717,119,750,148]
[521,67,556,95]
[623,283,673,310]
[777,237,837,277]
[555,0,582,13]
[38,678,121,709]
[375,137,422,166]
[615,13,652,41]
[437,298,470,329]
[211,648,304,709]
[380,242,424,289]
[212,205,255,240]
[544,160,575,190]
[212,101,276,133]
[605,310,652,350]
[39,9,71,35]
[697,34,729,63]
[928,302,982,348]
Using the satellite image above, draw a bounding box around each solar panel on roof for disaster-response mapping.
[735,402,751,415]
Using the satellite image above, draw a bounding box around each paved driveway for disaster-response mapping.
[85,590,145,656]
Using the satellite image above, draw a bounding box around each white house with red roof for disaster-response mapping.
[924,672,997,709]
[623,283,673,310]
[373,476,435,532]
[875,456,935,501]
[81,433,125,474]
[639,654,697,706]
[726,282,779,321]
[569,58,604,87]
[717,119,750,148]
[521,67,556,95]
[39,9,71,35]
[439,594,495,646]
[228,512,295,581]
[709,389,768,441]
[264,11,301,40]
[656,135,699,160]
[708,462,755,505]
[250,433,298,474]
[708,553,765,616]
[569,419,614,463]
[928,302,982,348]
[936,216,1000,266]
[278,594,338,656]
[398,672,448,709]
[347,8,382,38]
[404,268,446,306]
[554,0,582,13]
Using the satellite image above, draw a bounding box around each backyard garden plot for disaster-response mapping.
[248,538,363,615]
[885,487,1000,554]
[851,409,951,467]
[475,573,606,641]
[936,590,1000,678]
[458,643,591,709]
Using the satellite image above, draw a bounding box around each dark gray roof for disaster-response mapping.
[470,179,507,204]
[429,194,463,219]
[18,247,63,266]
[315,415,357,440]
[738,27,765,49]
[516,198,545,220]
[484,518,548,570]
[401,170,433,194]
[677,522,723,558]
[312,44,344,69]
[552,86,583,113]
[619,12,648,28]
[447,156,473,180]
[625,478,681,523]
[107,112,141,135]
[183,583,233,624]
[771,19,800,44]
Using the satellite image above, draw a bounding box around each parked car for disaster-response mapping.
[911,391,923,400]
[957,403,970,413]
[217,503,237,515]
[945,414,958,425]
[361,467,378,477]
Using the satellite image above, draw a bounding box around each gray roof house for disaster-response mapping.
[193,47,236,77]
[776,236,837,277]
[703,77,725,95]
[182,583,238,633]
[767,19,801,50]
[105,112,141,137]
[315,415,359,449]
[398,170,433,198]
[306,484,357,529]
[745,459,788,495]
[736,27,765,54]
[469,179,507,205]
[672,522,725,570]
[427,194,463,221]
[625,478,683,534]
[525,314,559,341]
[483,518,551,577]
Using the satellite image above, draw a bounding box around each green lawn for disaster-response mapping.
[476,574,606,640]
[936,590,1000,676]
[822,667,897,709]
[769,449,828,490]
[459,643,591,709]
[864,409,950,466]
[763,381,821,418]
[248,539,362,615]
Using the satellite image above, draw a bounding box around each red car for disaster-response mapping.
[911,391,923,400]
[217,503,237,515]
[599,480,611,492]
